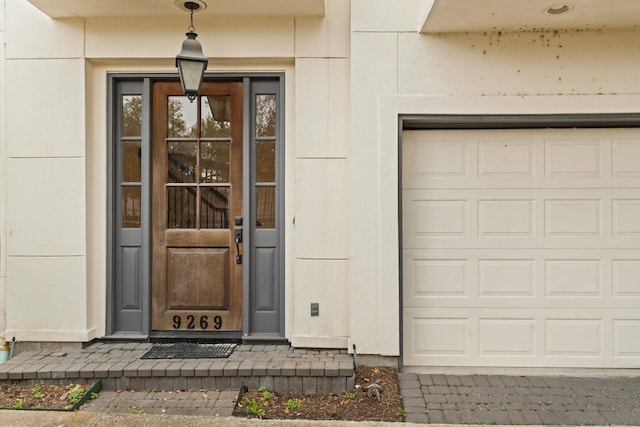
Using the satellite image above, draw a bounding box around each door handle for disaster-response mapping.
[234,228,242,264]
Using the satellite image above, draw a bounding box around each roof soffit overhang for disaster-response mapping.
[421,0,640,34]
[26,0,326,18]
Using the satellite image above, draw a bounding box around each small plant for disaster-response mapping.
[257,385,273,400]
[132,409,145,415]
[242,398,266,419]
[150,388,158,393]
[67,386,85,404]
[286,399,302,410]
[396,406,407,417]
[32,384,44,399]
[344,392,356,400]
[13,398,24,409]
[90,392,99,400]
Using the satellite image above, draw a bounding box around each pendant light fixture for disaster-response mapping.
[175,1,208,102]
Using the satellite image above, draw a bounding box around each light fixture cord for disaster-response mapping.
[188,8,195,32]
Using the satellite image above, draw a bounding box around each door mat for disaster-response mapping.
[141,343,237,359]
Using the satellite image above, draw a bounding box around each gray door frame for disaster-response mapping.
[244,79,286,341]
[106,73,286,340]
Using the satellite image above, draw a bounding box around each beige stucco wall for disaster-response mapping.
[4,0,89,342]
[1,0,352,346]
[0,0,6,338]
[349,0,640,356]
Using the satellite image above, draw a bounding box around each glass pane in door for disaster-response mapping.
[122,140,141,182]
[202,96,231,137]
[122,186,141,228]
[168,96,197,137]
[168,141,197,183]
[200,187,230,229]
[256,141,275,182]
[256,186,275,229]
[200,141,230,183]
[167,187,197,229]
[122,95,142,137]
[256,94,276,137]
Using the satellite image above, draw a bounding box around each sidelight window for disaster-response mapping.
[120,95,142,228]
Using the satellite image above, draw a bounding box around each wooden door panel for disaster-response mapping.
[152,81,243,332]
[165,230,230,246]
[166,248,229,310]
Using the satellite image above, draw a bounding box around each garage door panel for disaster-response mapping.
[479,138,535,178]
[402,128,640,368]
[544,138,602,178]
[478,200,534,236]
[404,257,469,297]
[613,320,640,357]
[409,317,469,356]
[545,199,602,236]
[478,259,535,296]
[612,199,640,236]
[404,249,640,309]
[611,139,640,177]
[403,137,470,179]
[404,129,640,190]
[545,260,602,297]
[546,319,603,356]
[403,177,640,190]
[403,307,640,367]
[478,319,535,356]
[613,260,640,296]
[404,198,470,237]
[403,189,639,249]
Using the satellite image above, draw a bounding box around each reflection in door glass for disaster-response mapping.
[256,186,275,229]
[122,186,141,228]
[200,187,230,229]
[167,187,197,229]
[202,96,231,137]
[256,141,275,182]
[200,141,230,183]
[256,95,276,137]
[122,95,142,137]
[122,140,141,182]
[168,141,197,183]
[168,96,197,137]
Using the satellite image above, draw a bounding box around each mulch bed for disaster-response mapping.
[235,366,405,422]
[0,383,94,410]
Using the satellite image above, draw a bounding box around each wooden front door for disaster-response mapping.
[151,81,243,332]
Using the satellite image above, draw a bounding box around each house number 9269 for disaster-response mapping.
[172,315,222,330]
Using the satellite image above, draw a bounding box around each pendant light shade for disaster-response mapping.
[176,31,208,101]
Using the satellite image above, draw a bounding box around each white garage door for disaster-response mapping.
[402,128,640,368]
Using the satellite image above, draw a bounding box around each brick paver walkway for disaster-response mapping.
[81,388,240,416]
[398,372,640,425]
[3,342,639,424]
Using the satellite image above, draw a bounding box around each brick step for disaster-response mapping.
[0,343,355,394]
